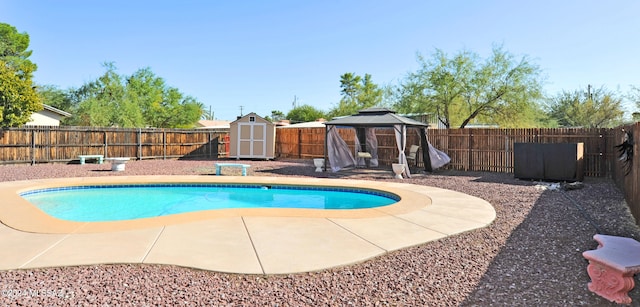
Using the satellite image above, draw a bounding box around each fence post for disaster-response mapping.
[467,129,473,171]
[298,129,302,158]
[505,135,510,170]
[208,132,212,158]
[31,129,35,165]
[599,131,605,178]
[137,128,142,160]
[104,131,108,158]
[163,130,167,160]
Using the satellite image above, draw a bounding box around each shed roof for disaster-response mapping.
[230,112,273,125]
[325,107,428,127]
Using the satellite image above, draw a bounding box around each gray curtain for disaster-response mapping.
[354,128,379,167]
[327,127,356,172]
[366,128,379,167]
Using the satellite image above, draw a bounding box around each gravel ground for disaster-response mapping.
[1,159,639,306]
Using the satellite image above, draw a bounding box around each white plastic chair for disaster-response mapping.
[406,145,420,165]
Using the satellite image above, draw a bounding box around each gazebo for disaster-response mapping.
[323,107,431,178]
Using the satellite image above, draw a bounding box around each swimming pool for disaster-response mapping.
[21,184,399,222]
[2,176,431,234]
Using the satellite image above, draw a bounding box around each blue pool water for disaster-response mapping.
[21,184,399,222]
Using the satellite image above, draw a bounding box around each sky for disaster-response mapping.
[2,0,639,120]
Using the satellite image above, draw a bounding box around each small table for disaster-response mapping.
[215,163,251,176]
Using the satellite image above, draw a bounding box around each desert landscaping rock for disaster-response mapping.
[1,159,639,306]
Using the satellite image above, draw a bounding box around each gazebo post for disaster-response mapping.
[323,125,328,172]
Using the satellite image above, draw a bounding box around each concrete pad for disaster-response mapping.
[144,218,263,274]
[422,205,496,225]
[397,211,488,236]
[0,175,497,274]
[0,223,67,270]
[244,217,385,274]
[23,227,162,269]
[330,216,447,251]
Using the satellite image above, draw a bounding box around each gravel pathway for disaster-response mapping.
[1,159,639,306]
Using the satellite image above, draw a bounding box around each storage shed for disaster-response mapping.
[229,113,276,159]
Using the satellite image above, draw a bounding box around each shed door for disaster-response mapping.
[237,123,266,158]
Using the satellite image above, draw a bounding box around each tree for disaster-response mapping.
[329,73,383,117]
[0,61,42,127]
[0,23,41,127]
[266,110,285,122]
[393,46,544,128]
[545,86,624,128]
[286,105,326,123]
[631,86,640,122]
[37,85,73,112]
[67,63,203,128]
[201,105,214,120]
[66,62,131,127]
[0,23,37,79]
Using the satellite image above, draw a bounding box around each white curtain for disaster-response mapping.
[327,126,356,172]
[428,141,451,170]
[394,124,411,178]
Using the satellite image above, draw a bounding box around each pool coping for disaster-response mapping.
[0,175,497,274]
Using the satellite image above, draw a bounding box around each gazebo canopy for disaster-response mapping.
[324,107,429,128]
[323,108,432,176]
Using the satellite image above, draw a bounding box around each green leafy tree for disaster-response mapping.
[67,63,130,127]
[265,110,285,122]
[0,23,37,78]
[37,85,73,112]
[545,86,624,128]
[0,61,41,126]
[359,74,383,107]
[629,85,640,119]
[286,105,326,123]
[124,67,163,127]
[329,73,383,117]
[150,89,202,128]
[68,63,203,128]
[393,46,544,128]
[393,50,474,128]
[0,23,41,127]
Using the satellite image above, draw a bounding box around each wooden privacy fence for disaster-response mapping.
[425,128,614,177]
[1,125,638,224]
[276,125,640,224]
[0,126,228,164]
[610,123,640,225]
[276,127,615,177]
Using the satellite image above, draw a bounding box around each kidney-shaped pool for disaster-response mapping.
[21,184,399,222]
[1,176,434,234]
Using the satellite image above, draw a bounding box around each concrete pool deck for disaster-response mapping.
[0,176,496,274]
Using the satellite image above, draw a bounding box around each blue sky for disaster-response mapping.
[2,1,639,120]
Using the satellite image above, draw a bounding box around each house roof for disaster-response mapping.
[325,107,429,128]
[43,104,71,117]
[196,120,231,129]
